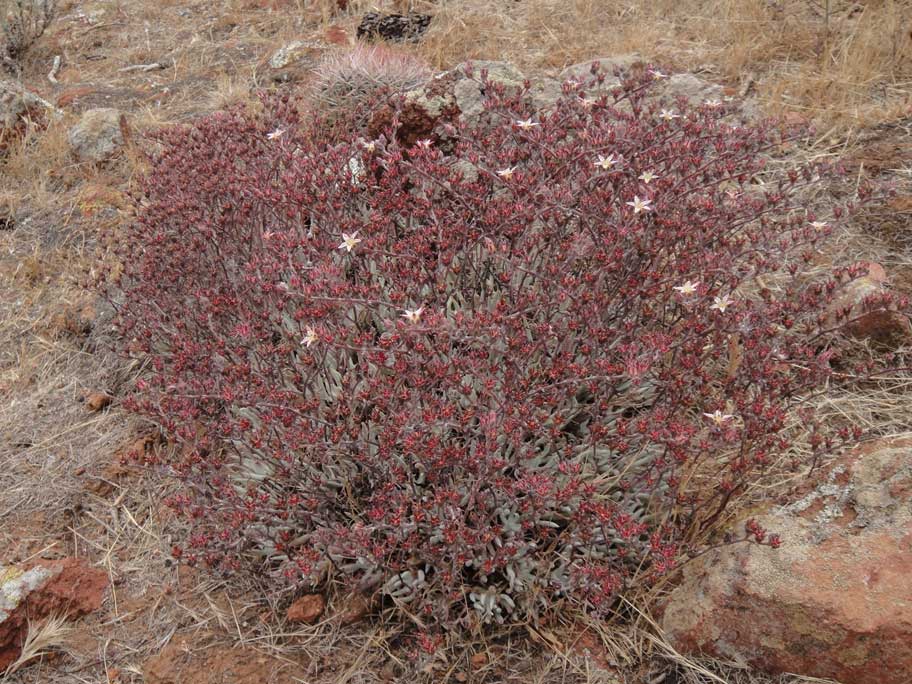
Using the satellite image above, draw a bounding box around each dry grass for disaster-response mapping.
[341,0,912,130]
[2,614,73,679]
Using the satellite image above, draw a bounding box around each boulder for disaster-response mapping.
[661,438,912,684]
[559,54,644,90]
[452,60,525,120]
[0,558,108,670]
[660,72,724,103]
[67,108,127,163]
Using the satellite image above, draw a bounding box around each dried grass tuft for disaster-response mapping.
[1,614,73,679]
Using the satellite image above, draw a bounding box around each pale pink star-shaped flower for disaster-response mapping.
[301,327,318,348]
[338,231,362,253]
[674,280,700,296]
[626,195,653,214]
[402,307,424,324]
[711,294,734,313]
[704,410,734,427]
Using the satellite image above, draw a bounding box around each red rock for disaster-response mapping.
[661,438,912,684]
[286,593,325,624]
[84,391,113,411]
[0,558,108,670]
[470,652,487,669]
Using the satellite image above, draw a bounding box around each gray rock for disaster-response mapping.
[558,54,643,92]
[68,108,126,163]
[452,61,526,120]
[529,77,562,111]
[660,72,724,103]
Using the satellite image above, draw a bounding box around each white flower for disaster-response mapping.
[638,170,658,184]
[626,195,653,214]
[711,294,734,313]
[301,327,318,348]
[703,410,734,427]
[659,109,680,121]
[810,220,828,230]
[402,307,424,324]
[649,69,668,80]
[594,154,619,171]
[704,99,723,108]
[416,138,433,148]
[338,231,362,253]
[362,139,378,153]
[266,128,286,140]
[514,118,539,130]
[674,280,700,296]
[497,166,517,179]
[723,95,735,102]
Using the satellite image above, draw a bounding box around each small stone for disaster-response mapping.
[286,593,325,624]
[339,593,371,625]
[68,108,127,163]
[84,392,112,412]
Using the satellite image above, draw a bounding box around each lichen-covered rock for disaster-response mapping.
[264,40,323,83]
[68,108,127,163]
[661,438,912,684]
[558,54,643,97]
[660,72,724,103]
[452,60,526,120]
[1,558,108,670]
